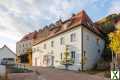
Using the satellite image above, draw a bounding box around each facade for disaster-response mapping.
[16,32,37,66]
[0,45,16,65]
[32,10,105,70]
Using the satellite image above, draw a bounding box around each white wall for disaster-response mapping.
[0,46,16,64]
[16,40,32,55]
[32,26,82,71]
[32,25,105,71]
[0,65,6,76]
[82,27,105,70]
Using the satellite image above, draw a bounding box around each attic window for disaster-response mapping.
[63,21,71,30]
[56,19,62,25]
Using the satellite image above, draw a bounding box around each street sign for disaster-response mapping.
[111,70,119,80]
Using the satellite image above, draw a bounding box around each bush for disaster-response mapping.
[10,67,32,73]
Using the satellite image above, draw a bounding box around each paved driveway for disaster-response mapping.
[8,67,109,80]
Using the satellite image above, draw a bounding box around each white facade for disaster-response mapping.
[0,65,6,76]
[82,27,104,70]
[32,25,105,71]
[16,40,32,55]
[0,45,16,65]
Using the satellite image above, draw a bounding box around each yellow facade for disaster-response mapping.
[16,48,32,66]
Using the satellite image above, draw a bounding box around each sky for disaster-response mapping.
[0,0,120,53]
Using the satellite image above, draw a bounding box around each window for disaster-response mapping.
[37,47,39,52]
[60,37,64,45]
[61,53,62,60]
[23,49,24,53]
[51,41,54,47]
[51,50,54,54]
[96,37,100,45]
[86,35,89,40]
[43,44,46,49]
[70,33,76,42]
[71,51,75,59]
[98,49,100,53]
[23,44,24,47]
[83,51,86,56]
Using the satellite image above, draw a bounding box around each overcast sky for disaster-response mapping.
[0,0,120,52]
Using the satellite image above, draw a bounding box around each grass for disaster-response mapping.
[10,67,33,73]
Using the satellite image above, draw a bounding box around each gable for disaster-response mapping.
[0,45,16,59]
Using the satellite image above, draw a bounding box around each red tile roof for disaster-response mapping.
[18,10,103,45]
[33,10,103,45]
[19,31,37,42]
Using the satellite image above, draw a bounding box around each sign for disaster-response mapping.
[111,70,119,80]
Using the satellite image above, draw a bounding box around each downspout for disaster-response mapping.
[81,26,84,71]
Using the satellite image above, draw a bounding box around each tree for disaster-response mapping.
[109,31,120,54]
[60,46,74,70]
[100,22,115,34]
[109,30,120,69]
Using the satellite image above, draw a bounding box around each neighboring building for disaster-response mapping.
[32,10,105,71]
[0,45,16,65]
[16,32,37,66]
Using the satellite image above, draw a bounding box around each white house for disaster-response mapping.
[16,32,37,66]
[0,45,16,65]
[32,10,105,71]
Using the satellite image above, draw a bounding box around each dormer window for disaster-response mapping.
[63,24,67,30]
[56,19,62,25]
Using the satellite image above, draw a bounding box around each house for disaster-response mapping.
[0,45,16,65]
[16,31,37,66]
[32,10,105,71]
